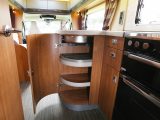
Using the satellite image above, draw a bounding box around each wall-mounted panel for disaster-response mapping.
[48,1,68,10]
[26,0,47,9]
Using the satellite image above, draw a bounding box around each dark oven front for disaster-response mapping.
[113,37,160,120]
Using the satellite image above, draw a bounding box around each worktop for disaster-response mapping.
[57,30,124,37]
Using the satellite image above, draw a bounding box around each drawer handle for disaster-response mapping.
[110,52,116,58]
[112,39,118,45]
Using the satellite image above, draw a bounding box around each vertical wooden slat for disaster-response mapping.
[89,36,105,104]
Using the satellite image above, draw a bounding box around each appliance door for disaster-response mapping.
[112,77,160,120]
[122,52,160,96]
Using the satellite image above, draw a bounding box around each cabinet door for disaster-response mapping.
[99,66,119,120]
[27,34,60,107]
[0,35,24,120]
[0,0,24,119]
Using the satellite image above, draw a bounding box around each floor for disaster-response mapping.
[20,81,106,120]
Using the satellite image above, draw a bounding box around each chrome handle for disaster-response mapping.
[0,25,21,37]
[54,43,62,48]
[112,39,118,45]
[125,51,160,69]
[122,77,160,108]
[110,52,116,58]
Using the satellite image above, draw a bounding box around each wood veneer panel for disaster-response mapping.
[15,43,29,82]
[106,36,124,50]
[89,36,105,104]
[0,35,24,120]
[60,89,89,105]
[99,36,124,120]
[27,34,60,107]
[61,73,90,83]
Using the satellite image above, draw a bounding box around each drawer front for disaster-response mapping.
[105,47,123,71]
[105,37,124,50]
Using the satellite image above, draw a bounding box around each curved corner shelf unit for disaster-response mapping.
[60,53,92,67]
[61,73,90,88]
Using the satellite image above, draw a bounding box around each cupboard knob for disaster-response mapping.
[110,52,116,58]
[112,39,118,45]
[113,75,118,83]
[55,43,62,48]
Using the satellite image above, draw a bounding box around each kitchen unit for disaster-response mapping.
[27,31,124,117]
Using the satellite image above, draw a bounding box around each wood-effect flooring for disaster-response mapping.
[20,81,106,120]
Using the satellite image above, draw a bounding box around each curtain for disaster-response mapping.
[102,0,119,30]
[81,10,88,30]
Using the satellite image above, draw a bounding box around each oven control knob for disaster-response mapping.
[143,43,150,49]
[128,40,132,46]
[134,41,140,48]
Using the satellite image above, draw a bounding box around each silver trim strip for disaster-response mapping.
[61,77,90,87]
[122,77,160,108]
[125,51,160,69]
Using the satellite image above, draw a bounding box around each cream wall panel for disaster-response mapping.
[26,0,47,9]
[111,0,128,31]
[48,1,67,10]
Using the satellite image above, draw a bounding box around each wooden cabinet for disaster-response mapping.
[27,34,60,109]
[27,34,106,111]
[99,36,124,120]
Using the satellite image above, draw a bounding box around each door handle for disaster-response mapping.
[0,25,21,37]
[124,51,160,69]
[122,77,160,108]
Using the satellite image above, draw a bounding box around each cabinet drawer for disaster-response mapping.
[105,36,124,50]
[105,47,123,71]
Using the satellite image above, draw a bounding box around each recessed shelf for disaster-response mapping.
[63,35,88,44]
[60,53,92,67]
[59,89,97,111]
[61,73,90,87]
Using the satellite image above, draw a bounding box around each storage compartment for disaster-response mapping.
[62,35,88,44]
[59,35,94,111]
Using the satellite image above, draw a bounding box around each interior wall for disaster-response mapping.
[110,0,128,31]
[0,0,11,30]
[71,11,82,30]
[68,0,81,9]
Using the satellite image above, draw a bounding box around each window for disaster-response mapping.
[136,0,160,24]
[86,3,105,30]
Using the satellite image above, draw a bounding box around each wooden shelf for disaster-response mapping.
[59,89,89,105]
[61,73,90,87]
